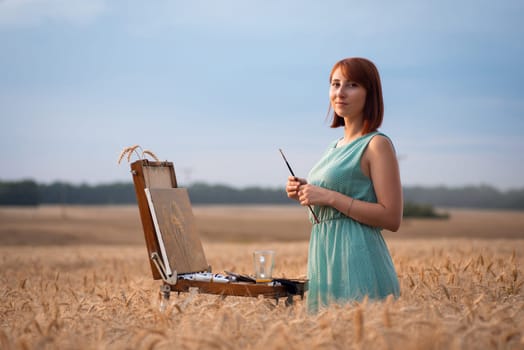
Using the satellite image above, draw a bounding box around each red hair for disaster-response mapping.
[328,57,384,134]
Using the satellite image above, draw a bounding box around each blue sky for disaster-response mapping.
[1,0,523,190]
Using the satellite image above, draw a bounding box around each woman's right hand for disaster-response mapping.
[286,176,307,201]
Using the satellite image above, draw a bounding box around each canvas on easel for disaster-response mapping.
[145,187,207,277]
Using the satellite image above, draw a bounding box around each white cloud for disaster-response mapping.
[0,0,107,27]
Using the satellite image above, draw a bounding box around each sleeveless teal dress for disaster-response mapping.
[306,131,400,312]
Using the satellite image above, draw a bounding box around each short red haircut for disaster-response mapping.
[329,57,384,134]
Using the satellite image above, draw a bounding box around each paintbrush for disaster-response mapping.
[279,149,320,224]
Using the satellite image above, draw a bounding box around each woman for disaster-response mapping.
[286,57,401,312]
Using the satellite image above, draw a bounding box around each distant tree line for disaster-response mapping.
[1,180,523,212]
[0,180,288,206]
[0,180,40,206]
[403,201,449,219]
[403,185,524,209]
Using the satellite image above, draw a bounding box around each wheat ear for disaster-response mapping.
[142,149,160,162]
[127,145,142,162]
[117,147,132,164]
[354,307,364,343]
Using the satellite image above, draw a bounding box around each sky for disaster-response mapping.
[1,0,523,190]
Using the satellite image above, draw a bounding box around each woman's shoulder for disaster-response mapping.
[367,132,396,153]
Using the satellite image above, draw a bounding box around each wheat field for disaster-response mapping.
[1,205,523,349]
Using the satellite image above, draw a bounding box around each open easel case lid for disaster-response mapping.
[130,159,209,280]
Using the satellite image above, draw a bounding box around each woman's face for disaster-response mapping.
[330,67,367,120]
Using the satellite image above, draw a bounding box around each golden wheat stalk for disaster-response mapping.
[127,145,141,162]
[117,145,140,164]
[118,144,155,164]
[117,147,131,164]
[142,149,160,162]
[354,307,364,343]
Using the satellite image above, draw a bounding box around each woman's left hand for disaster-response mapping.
[297,184,330,206]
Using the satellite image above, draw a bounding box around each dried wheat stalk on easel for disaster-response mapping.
[117,145,160,164]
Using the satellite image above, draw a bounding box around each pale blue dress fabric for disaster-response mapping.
[306,131,400,312]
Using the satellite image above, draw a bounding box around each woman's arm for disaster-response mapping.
[297,136,403,231]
